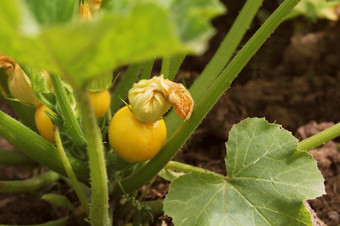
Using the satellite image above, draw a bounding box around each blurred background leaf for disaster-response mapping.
[287,0,340,21]
[0,0,225,86]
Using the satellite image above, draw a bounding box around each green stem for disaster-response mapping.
[165,161,223,178]
[298,122,340,151]
[192,0,263,98]
[168,54,186,81]
[137,176,156,202]
[112,0,301,194]
[74,87,110,226]
[161,55,186,81]
[42,193,75,211]
[50,74,85,147]
[166,0,264,136]
[54,127,90,215]
[0,110,89,183]
[161,57,170,78]
[0,171,60,193]
[142,199,164,217]
[117,199,164,223]
[165,161,207,173]
[0,149,35,165]
[110,64,142,113]
[29,217,69,226]
[140,59,155,80]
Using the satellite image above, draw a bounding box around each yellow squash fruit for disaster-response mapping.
[108,106,166,162]
[88,89,111,118]
[35,105,55,143]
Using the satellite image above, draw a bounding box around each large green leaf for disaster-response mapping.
[164,118,325,225]
[0,0,224,86]
[24,0,77,25]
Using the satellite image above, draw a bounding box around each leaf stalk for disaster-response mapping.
[298,122,340,151]
[73,87,110,226]
[54,127,90,215]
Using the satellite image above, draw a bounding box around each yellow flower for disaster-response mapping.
[128,76,171,123]
[128,75,194,123]
[0,54,41,107]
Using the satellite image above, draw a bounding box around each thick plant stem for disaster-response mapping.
[298,122,340,151]
[50,74,85,147]
[0,110,89,183]
[74,87,110,226]
[190,0,263,101]
[54,127,90,215]
[0,149,35,165]
[112,0,301,195]
[166,0,264,136]
[110,63,142,113]
[161,57,170,78]
[32,217,69,226]
[0,171,59,193]
[140,59,155,80]
[167,54,186,81]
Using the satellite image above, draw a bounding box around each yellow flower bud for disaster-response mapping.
[128,75,194,123]
[0,54,40,107]
[128,76,171,123]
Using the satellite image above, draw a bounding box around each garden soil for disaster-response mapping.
[0,1,340,225]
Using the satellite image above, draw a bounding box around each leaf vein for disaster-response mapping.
[229,184,272,225]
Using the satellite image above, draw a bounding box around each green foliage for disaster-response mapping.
[287,0,340,21]
[0,0,335,224]
[24,0,77,25]
[0,0,224,86]
[164,118,325,225]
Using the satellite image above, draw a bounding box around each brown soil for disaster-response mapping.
[1,1,340,225]
[175,1,340,225]
[297,122,340,226]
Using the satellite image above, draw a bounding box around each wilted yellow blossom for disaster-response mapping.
[128,75,194,123]
[88,0,102,15]
[0,54,41,107]
[79,2,92,21]
[128,76,171,122]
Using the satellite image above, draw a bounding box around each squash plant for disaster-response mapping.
[0,0,339,225]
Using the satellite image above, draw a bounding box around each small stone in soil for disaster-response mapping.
[327,210,339,223]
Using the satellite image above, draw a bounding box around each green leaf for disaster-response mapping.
[24,0,77,25]
[30,67,50,93]
[0,0,224,86]
[164,118,325,226]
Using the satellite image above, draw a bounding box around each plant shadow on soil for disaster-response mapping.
[1,0,340,225]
